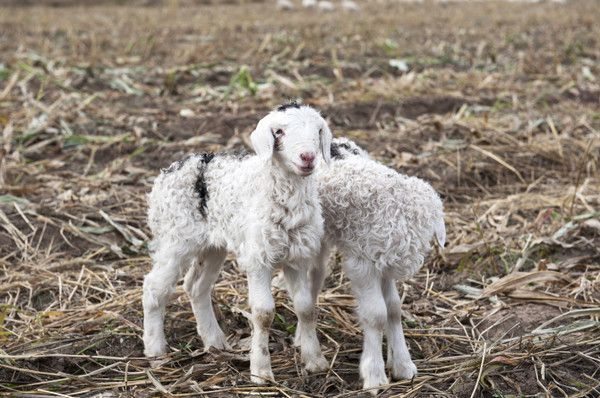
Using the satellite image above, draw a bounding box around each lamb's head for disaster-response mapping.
[250,103,332,176]
[330,137,368,160]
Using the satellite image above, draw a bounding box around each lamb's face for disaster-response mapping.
[250,104,332,176]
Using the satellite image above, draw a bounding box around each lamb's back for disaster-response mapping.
[318,156,444,278]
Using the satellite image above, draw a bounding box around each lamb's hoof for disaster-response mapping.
[304,355,329,373]
[389,360,417,380]
[144,339,168,359]
[203,334,231,351]
[362,371,389,396]
[144,351,168,369]
[251,368,275,384]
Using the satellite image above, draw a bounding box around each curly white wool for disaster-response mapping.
[147,154,323,271]
[320,137,445,279]
[143,104,332,384]
[311,137,445,393]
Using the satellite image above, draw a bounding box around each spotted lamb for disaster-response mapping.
[142,104,332,383]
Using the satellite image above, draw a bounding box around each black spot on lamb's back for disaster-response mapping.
[164,150,247,217]
[194,153,215,217]
[228,148,250,160]
[162,154,195,174]
[277,101,302,112]
[164,149,248,176]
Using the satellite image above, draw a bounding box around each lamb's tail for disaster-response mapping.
[433,216,446,249]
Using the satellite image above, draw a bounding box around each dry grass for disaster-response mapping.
[1,1,600,397]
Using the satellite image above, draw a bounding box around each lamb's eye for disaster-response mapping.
[274,129,284,137]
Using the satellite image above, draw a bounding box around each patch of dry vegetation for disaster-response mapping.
[0,1,599,396]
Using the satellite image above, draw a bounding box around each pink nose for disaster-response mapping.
[300,152,316,164]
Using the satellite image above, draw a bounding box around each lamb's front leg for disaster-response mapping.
[381,277,417,380]
[344,258,389,395]
[293,243,330,349]
[283,265,328,373]
[247,267,275,384]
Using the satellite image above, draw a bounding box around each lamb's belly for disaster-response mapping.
[204,220,240,249]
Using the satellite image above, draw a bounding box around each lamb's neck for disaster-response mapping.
[267,164,316,213]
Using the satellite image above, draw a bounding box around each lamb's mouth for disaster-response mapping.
[294,163,315,175]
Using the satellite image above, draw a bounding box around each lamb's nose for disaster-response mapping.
[300,152,316,164]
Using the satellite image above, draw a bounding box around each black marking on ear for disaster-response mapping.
[276,101,302,112]
[330,142,344,160]
[194,152,215,217]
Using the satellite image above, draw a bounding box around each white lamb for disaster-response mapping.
[306,138,445,393]
[142,104,332,383]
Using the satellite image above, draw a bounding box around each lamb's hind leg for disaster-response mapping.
[283,265,328,373]
[344,257,389,395]
[381,277,417,380]
[143,244,192,357]
[308,243,331,307]
[183,248,229,350]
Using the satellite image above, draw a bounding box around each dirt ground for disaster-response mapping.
[1,0,599,397]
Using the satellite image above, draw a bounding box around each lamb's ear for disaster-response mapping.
[250,115,274,160]
[320,123,333,165]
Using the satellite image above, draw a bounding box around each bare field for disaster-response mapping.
[1,1,599,397]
